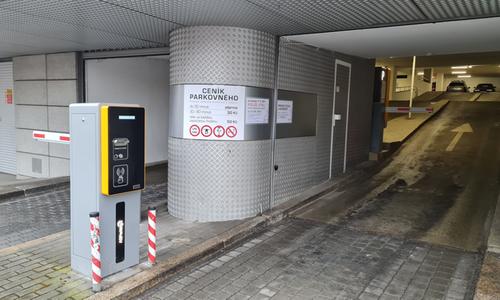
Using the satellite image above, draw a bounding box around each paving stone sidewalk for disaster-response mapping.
[0,182,167,249]
[0,208,243,299]
[140,218,481,300]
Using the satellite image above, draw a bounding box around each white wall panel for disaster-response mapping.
[85,56,170,164]
[16,152,48,178]
[13,52,78,178]
[0,62,16,174]
[16,128,48,156]
[48,106,69,132]
[15,105,48,130]
[13,80,47,105]
[49,156,69,177]
[12,55,46,80]
[47,80,77,105]
[46,52,77,79]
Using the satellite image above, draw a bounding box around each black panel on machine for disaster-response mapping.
[107,106,145,195]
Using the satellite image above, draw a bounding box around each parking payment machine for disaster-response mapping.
[70,103,145,278]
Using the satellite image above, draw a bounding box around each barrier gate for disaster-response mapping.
[69,103,145,277]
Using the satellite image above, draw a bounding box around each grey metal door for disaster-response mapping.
[0,62,16,174]
[330,60,351,178]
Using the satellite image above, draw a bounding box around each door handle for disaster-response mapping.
[334,114,342,121]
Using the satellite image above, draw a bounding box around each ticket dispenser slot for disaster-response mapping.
[112,138,129,161]
[101,106,145,196]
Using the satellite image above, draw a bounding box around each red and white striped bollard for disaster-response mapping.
[89,212,102,292]
[147,207,157,266]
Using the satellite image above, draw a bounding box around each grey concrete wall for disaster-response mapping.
[13,52,79,178]
[393,67,432,100]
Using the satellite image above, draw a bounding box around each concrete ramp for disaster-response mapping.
[413,91,445,102]
[389,91,444,104]
[383,100,449,144]
[477,92,500,102]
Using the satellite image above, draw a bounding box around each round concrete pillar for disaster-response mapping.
[168,26,276,222]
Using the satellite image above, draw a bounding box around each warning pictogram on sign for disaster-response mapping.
[213,126,225,138]
[201,125,212,137]
[226,126,237,138]
[189,125,200,137]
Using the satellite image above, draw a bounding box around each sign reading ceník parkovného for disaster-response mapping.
[183,85,247,140]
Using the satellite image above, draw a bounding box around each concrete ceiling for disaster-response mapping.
[436,65,500,77]
[288,16,500,59]
[1,0,500,59]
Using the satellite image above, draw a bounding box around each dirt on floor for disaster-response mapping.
[474,252,500,300]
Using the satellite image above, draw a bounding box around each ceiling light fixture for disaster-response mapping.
[451,65,472,69]
[457,75,471,78]
[451,71,467,74]
[417,71,424,75]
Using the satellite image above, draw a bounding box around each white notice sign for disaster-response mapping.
[184,85,245,140]
[277,100,293,124]
[245,98,269,124]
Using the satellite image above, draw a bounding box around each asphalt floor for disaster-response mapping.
[300,101,500,252]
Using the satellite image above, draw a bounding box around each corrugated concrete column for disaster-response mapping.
[13,52,80,178]
[168,26,276,222]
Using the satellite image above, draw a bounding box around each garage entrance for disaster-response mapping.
[84,56,170,165]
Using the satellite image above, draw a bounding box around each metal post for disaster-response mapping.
[408,56,416,119]
[89,212,102,292]
[147,207,157,266]
[269,35,280,211]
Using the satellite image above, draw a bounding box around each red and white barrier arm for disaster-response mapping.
[384,107,433,113]
[32,131,70,144]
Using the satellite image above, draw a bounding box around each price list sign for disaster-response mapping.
[183,85,245,140]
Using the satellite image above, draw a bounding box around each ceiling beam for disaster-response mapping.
[378,51,500,68]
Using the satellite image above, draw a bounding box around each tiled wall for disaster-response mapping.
[13,52,80,178]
